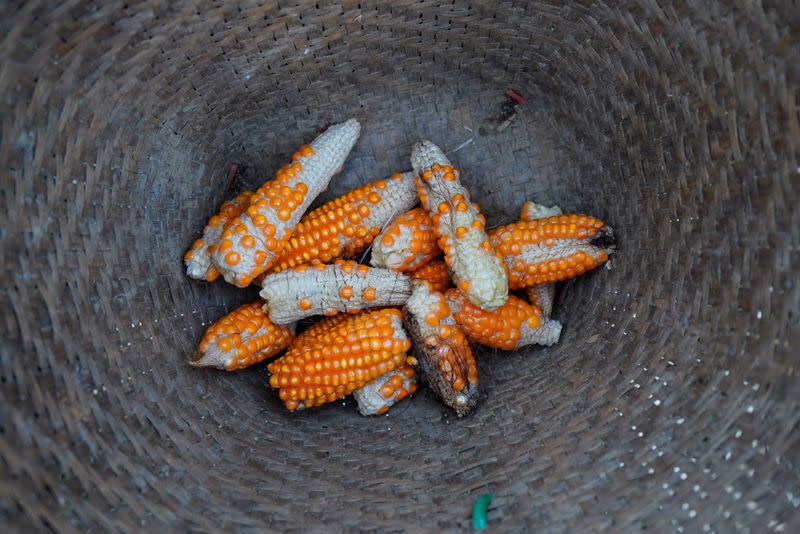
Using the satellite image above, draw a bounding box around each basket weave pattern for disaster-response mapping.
[2,1,798,531]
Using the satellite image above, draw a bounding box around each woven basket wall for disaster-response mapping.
[2,0,798,531]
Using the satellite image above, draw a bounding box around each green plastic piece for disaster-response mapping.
[472,493,493,530]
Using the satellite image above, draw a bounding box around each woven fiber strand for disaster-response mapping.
[1,0,798,531]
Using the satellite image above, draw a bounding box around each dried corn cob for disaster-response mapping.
[212,119,361,287]
[259,260,412,325]
[488,215,616,289]
[270,172,418,273]
[403,282,478,416]
[353,362,417,416]
[525,283,556,320]
[191,299,295,370]
[518,200,561,319]
[409,259,451,293]
[184,190,254,282]
[371,208,440,272]
[519,200,562,222]
[411,140,508,311]
[446,289,561,350]
[267,308,411,410]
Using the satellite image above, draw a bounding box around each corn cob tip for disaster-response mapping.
[519,318,562,347]
[590,225,616,254]
[313,118,361,151]
[188,350,209,367]
[190,335,296,370]
[520,200,562,222]
[353,362,417,416]
[410,140,450,174]
[329,117,361,137]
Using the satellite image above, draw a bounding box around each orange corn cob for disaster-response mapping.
[409,259,451,293]
[488,214,616,289]
[518,201,561,319]
[267,308,411,410]
[191,299,295,370]
[212,119,361,287]
[184,190,254,282]
[403,282,478,416]
[411,140,508,311]
[371,208,441,272]
[353,362,418,416]
[259,260,412,325]
[270,172,418,273]
[519,200,562,222]
[445,289,561,350]
[525,283,556,320]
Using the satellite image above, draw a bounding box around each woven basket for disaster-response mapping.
[2,1,798,531]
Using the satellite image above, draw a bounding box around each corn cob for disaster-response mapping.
[270,172,418,273]
[353,362,417,416]
[211,119,361,287]
[371,208,440,272]
[409,259,451,293]
[191,300,295,370]
[267,308,411,410]
[445,289,561,350]
[518,200,562,319]
[519,200,562,222]
[488,215,616,289]
[259,260,412,325]
[184,190,255,282]
[525,283,556,320]
[403,282,478,416]
[411,140,508,311]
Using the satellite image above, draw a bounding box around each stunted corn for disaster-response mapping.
[403,282,478,416]
[446,289,561,350]
[267,308,411,410]
[211,119,360,287]
[353,362,417,416]
[411,140,508,311]
[518,200,561,319]
[191,300,295,370]
[270,172,417,273]
[259,260,412,325]
[184,190,254,282]
[489,214,616,289]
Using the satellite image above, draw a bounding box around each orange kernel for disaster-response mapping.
[339,285,354,299]
[225,251,241,266]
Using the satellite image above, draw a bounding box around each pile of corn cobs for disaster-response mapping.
[185,119,616,417]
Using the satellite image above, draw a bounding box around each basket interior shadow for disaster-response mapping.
[2,1,797,531]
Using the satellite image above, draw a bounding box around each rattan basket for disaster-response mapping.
[2,1,798,531]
